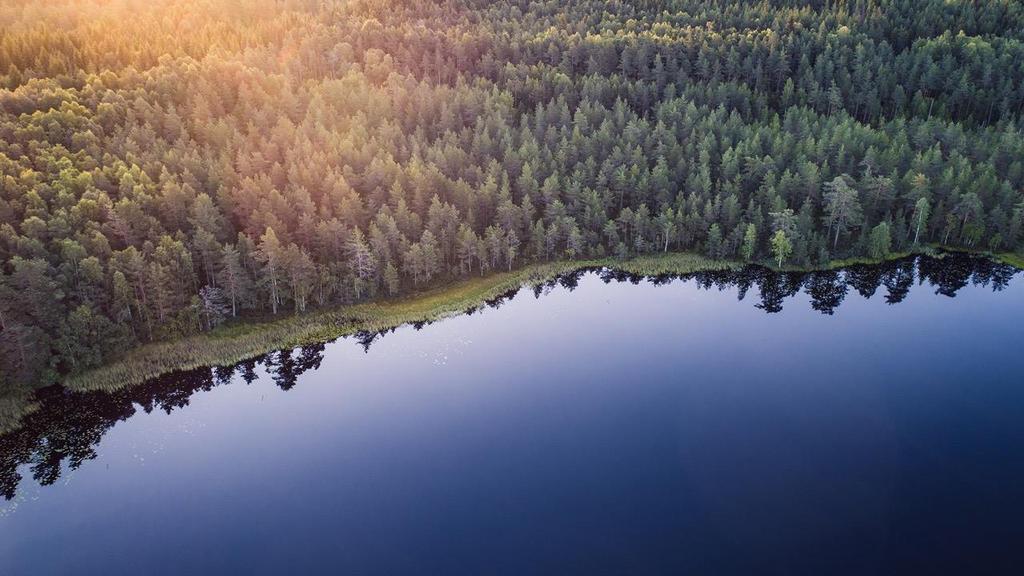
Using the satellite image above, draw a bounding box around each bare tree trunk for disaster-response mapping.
[270,276,278,315]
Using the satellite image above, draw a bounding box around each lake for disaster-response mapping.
[1,254,1022,575]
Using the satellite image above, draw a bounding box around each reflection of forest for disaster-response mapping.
[1,254,1017,500]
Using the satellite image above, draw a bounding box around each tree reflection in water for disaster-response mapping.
[0,254,1017,500]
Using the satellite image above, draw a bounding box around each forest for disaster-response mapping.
[1,0,1023,385]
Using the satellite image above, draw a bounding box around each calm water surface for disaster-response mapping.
[1,255,1022,575]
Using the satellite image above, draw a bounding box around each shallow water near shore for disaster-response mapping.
[1,254,1022,575]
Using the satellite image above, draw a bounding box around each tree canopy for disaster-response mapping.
[1,0,1023,384]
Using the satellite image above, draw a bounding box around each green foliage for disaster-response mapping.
[706,224,723,259]
[913,197,932,245]
[0,0,1023,385]
[64,253,736,394]
[741,224,758,261]
[869,223,893,260]
[771,231,793,268]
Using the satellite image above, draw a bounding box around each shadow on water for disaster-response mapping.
[0,253,1017,500]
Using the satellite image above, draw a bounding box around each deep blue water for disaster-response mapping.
[1,255,1022,575]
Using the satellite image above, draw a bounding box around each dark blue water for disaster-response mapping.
[1,255,1022,575]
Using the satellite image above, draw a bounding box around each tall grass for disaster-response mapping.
[66,253,736,394]
[997,252,1024,269]
[53,248,1024,394]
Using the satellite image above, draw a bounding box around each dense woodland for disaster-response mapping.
[1,0,1023,385]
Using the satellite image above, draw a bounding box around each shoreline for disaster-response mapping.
[63,253,737,395]
[0,248,1020,434]
[61,246,1022,394]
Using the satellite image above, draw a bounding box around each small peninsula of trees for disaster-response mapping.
[1,0,1023,385]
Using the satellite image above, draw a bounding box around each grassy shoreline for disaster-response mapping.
[65,253,738,393]
[996,252,1024,269]
[50,247,1024,394]
[0,248,1020,434]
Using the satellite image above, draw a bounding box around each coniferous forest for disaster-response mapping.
[1,0,1024,386]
